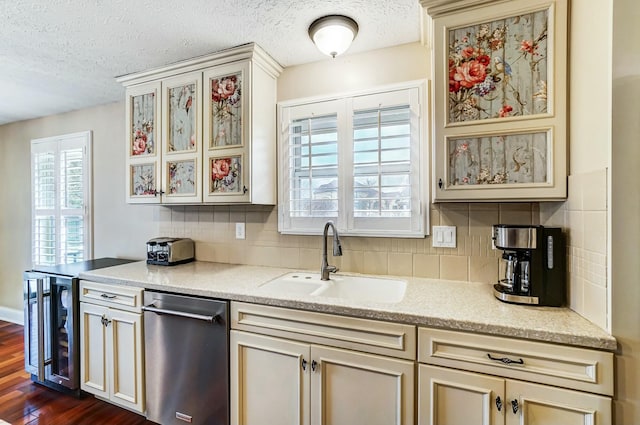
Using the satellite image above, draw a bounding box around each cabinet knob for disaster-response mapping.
[438,178,443,189]
[511,399,519,414]
[243,186,248,194]
[495,396,502,412]
[100,315,112,327]
[301,358,307,371]
[311,360,318,372]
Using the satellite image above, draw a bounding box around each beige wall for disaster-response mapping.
[611,0,640,422]
[278,42,430,101]
[560,0,613,330]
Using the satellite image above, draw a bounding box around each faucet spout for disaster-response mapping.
[321,221,342,281]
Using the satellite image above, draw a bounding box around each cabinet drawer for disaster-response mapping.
[80,280,143,313]
[231,302,416,360]
[418,328,613,396]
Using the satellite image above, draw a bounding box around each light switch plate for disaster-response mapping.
[432,225,456,248]
[235,222,246,240]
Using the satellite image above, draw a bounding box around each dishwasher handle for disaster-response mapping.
[142,304,218,323]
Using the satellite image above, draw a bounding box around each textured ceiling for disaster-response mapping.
[0,0,421,125]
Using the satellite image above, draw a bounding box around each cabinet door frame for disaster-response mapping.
[230,330,311,425]
[161,71,203,203]
[505,379,612,425]
[108,308,145,413]
[418,364,503,425]
[203,61,252,203]
[311,345,415,425]
[79,302,110,398]
[125,82,162,203]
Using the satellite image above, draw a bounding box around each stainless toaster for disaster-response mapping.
[146,237,195,266]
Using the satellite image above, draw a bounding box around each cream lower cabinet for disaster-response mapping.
[79,281,144,414]
[417,328,613,425]
[230,302,416,425]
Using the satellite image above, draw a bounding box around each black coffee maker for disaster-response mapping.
[493,224,566,306]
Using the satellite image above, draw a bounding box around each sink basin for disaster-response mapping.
[259,272,407,304]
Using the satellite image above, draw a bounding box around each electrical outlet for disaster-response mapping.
[235,222,246,240]
[432,225,456,248]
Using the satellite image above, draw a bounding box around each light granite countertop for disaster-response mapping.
[79,260,617,351]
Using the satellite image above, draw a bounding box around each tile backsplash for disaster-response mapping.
[158,202,543,285]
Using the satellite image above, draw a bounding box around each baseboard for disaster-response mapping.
[0,307,24,325]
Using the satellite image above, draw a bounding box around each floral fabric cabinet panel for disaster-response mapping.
[161,72,203,203]
[427,0,568,201]
[125,82,162,203]
[204,62,253,203]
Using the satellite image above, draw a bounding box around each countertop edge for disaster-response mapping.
[78,266,617,352]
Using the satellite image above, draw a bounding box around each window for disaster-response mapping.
[31,131,92,266]
[279,83,427,237]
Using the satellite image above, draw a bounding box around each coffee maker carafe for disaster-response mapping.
[493,225,565,306]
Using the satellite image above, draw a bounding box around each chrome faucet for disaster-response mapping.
[321,221,342,281]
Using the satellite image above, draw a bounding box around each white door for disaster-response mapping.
[418,364,504,425]
[505,379,612,425]
[108,309,144,413]
[311,345,415,425]
[230,331,311,425]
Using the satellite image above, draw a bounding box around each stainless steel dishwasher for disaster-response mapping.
[143,291,229,425]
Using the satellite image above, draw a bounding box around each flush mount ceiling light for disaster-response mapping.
[308,15,359,58]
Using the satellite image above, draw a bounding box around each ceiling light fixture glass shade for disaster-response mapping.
[308,15,359,58]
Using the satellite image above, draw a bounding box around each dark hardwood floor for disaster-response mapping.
[0,320,155,425]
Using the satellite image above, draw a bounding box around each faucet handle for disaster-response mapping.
[327,265,339,274]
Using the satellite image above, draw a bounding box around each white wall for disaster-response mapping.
[0,102,157,313]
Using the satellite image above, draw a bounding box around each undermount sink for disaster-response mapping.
[259,272,407,304]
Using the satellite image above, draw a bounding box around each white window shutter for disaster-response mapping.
[31,131,92,266]
[278,82,427,238]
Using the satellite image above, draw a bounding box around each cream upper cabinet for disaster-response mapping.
[230,302,416,425]
[120,43,282,204]
[421,0,568,201]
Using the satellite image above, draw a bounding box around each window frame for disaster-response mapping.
[278,81,428,238]
[30,131,93,266]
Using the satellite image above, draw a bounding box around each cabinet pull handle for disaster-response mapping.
[311,360,318,372]
[301,358,307,371]
[243,186,248,194]
[142,305,217,323]
[511,399,519,414]
[438,178,443,189]
[101,315,111,327]
[100,293,117,299]
[495,396,502,412]
[487,353,524,365]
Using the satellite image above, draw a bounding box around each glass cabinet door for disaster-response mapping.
[125,82,162,203]
[161,72,203,203]
[203,62,251,203]
[430,0,568,201]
